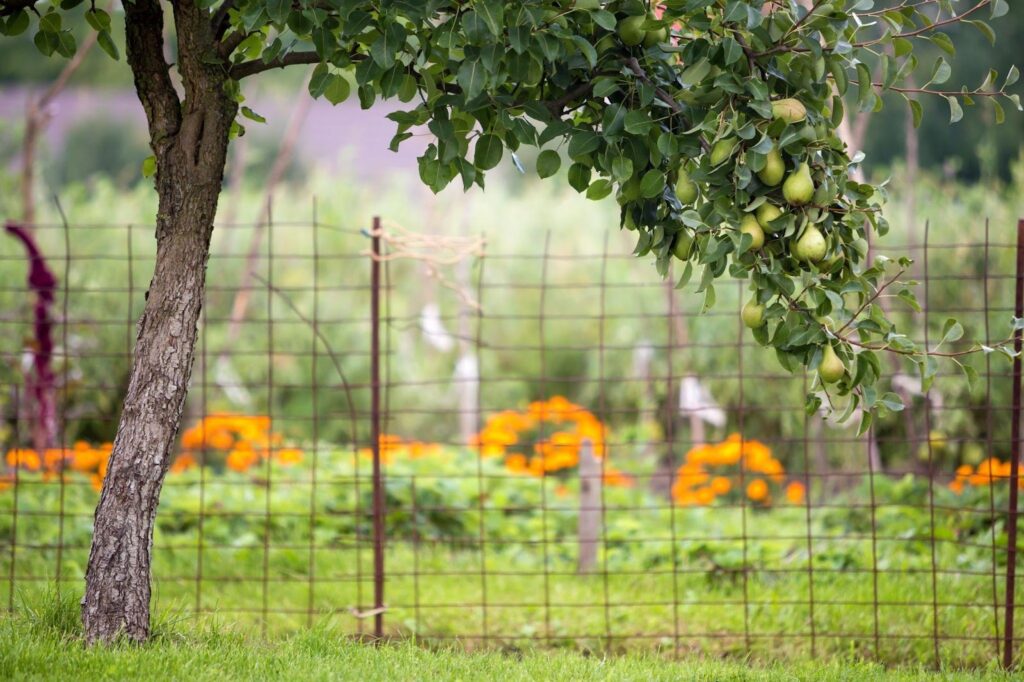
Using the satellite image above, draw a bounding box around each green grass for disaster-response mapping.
[0,594,1015,681]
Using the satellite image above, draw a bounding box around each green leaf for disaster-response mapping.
[266,0,290,24]
[97,30,119,60]
[929,32,955,57]
[639,169,664,199]
[475,0,504,36]
[1005,65,1020,89]
[142,155,157,178]
[536,149,561,179]
[586,178,613,200]
[457,59,487,100]
[946,96,963,123]
[929,57,951,86]
[940,318,964,345]
[567,163,591,192]
[907,98,922,129]
[856,63,873,112]
[992,0,1009,18]
[324,75,351,105]
[3,10,27,36]
[474,134,503,171]
[85,8,111,31]
[241,106,266,123]
[965,20,996,46]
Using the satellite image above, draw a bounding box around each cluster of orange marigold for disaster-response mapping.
[2,441,114,490]
[950,458,1024,494]
[356,434,444,463]
[177,413,303,472]
[1,414,304,492]
[472,396,632,487]
[671,433,805,507]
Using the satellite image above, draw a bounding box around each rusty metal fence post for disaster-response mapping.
[370,216,385,640]
[1004,218,1024,669]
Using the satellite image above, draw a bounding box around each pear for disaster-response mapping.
[791,225,827,263]
[771,98,807,124]
[782,162,814,206]
[818,344,845,383]
[709,138,737,166]
[757,146,785,186]
[672,231,694,260]
[742,297,766,328]
[674,168,698,204]
[739,214,765,251]
[617,15,646,46]
[756,203,783,231]
[643,12,667,46]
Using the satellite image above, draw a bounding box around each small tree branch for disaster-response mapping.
[626,57,710,152]
[230,51,323,79]
[0,0,36,17]
[211,0,236,39]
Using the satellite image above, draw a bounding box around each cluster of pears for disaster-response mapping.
[616,11,667,47]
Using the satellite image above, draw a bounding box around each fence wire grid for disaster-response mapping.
[1,211,1022,668]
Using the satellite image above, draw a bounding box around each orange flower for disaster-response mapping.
[602,464,634,488]
[785,481,806,504]
[694,487,716,505]
[170,453,197,474]
[746,479,769,502]
[276,448,304,466]
[506,453,529,474]
[710,476,732,495]
[6,448,41,471]
[949,479,965,494]
[554,485,570,498]
[226,448,258,472]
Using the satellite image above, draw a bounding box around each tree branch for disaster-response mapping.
[123,0,182,146]
[211,0,235,40]
[626,57,710,153]
[0,0,36,17]
[230,51,323,79]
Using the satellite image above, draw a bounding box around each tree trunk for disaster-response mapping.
[81,0,236,643]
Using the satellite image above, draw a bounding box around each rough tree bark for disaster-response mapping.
[81,0,237,643]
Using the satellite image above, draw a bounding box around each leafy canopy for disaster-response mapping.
[2,0,1021,427]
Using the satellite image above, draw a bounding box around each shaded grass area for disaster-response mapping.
[0,592,1016,682]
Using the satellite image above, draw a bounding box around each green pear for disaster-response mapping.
[756,203,784,231]
[739,214,765,251]
[674,168,698,204]
[782,162,814,206]
[742,297,765,328]
[791,225,827,263]
[672,231,694,260]
[757,146,785,186]
[617,15,646,46]
[771,98,807,124]
[643,12,667,46]
[709,138,737,166]
[818,344,845,383]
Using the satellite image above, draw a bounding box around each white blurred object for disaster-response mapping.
[891,373,924,396]
[214,358,253,408]
[632,340,655,377]
[678,375,726,427]
[420,303,455,352]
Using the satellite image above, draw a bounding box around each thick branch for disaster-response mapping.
[124,0,182,146]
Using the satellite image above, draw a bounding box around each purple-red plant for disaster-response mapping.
[5,221,58,454]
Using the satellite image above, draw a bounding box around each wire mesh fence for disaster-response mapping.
[1,211,1022,668]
